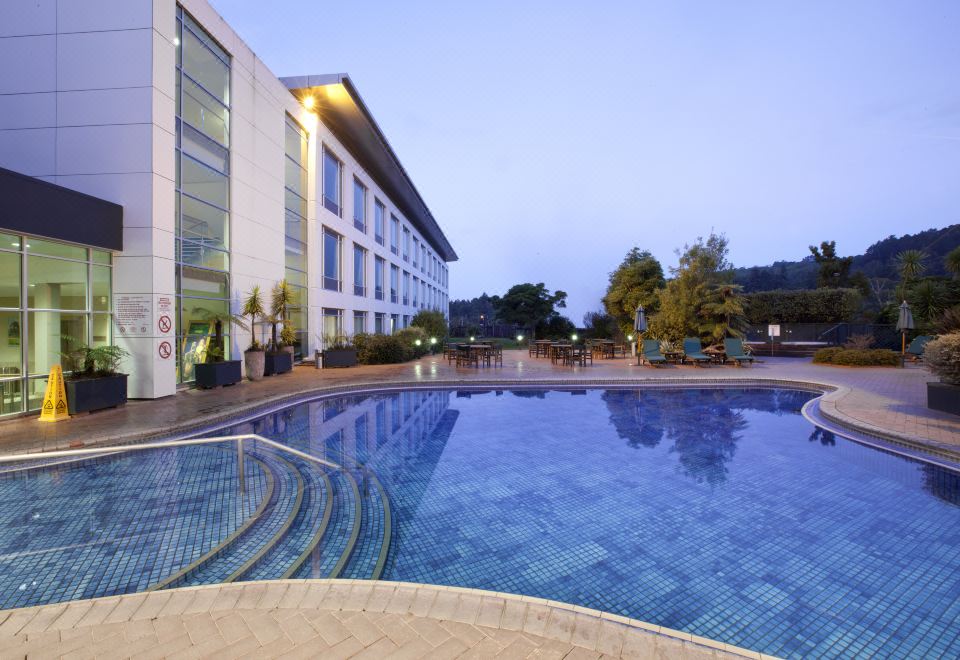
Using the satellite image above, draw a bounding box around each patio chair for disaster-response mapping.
[456,346,478,368]
[723,338,755,367]
[682,338,712,366]
[641,339,666,366]
[906,335,934,362]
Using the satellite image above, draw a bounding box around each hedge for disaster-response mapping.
[812,347,899,366]
[353,328,430,365]
[744,288,861,324]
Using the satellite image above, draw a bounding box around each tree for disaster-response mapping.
[411,309,448,340]
[945,246,960,279]
[493,283,567,338]
[582,310,617,338]
[649,233,734,341]
[809,241,853,288]
[601,248,665,336]
[698,283,747,341]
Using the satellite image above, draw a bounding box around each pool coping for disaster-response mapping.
[0,579,770,659]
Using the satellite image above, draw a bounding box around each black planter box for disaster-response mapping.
[65,374,127,414]
[928,382,960,416]
[195,360,242,389]
[264,351,293,376]
[323,349,358,368]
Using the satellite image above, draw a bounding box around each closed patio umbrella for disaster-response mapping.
[897,300,915,356]
[634,305,648,334]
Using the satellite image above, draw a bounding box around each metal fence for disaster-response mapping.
[744,323,901,349]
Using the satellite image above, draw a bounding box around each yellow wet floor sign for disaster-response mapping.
[39,365,69,422]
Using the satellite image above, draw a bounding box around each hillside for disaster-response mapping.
[733,224,960,292]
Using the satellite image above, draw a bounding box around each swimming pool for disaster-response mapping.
[1,386,958,658]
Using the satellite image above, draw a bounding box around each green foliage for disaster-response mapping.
[271,279,298,348]
[925,333,960,385]
[743,288,862,323]
[494,283,567,337]
[648,233,735,341]
[61,338,130,379]
[907,279,947,323]
[241,285,266,351]
[698,283,747,342]
[449,293,499,326]
[323,333,354,350]
[582,310,618,339]
[601,248,665,336]
[411,309,448,340]
[353,333,406,364]
[809,241,854,288]
[934,307,960,334]
[812,347,900,366]
[946,247,960,279]
[536,314,576,339]
[395,327,430,359]
[198,308,247,363]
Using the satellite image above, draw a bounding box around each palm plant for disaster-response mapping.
[198,308,248,363]
[945,247,960,280]
[270,280,297,350]
[241,285,266,351]
[698,283,747,342]
[896,249,928,283]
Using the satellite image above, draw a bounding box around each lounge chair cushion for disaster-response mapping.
[682,338,711,361]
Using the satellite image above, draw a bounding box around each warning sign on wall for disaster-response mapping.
[115,295,152,335]
[157,296,174,336]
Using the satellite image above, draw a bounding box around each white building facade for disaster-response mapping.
[0,0,455,415]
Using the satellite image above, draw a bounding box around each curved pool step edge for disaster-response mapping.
[0,579,768,660]
[370,471,392,580]
[281,470,334,579]
[147,454,276,591]
[327,469,363,578]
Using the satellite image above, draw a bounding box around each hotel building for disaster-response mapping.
[0,0,456,416]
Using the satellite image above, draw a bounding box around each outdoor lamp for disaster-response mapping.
[430,337,437,344]
[415,339,422,346]
[303,95,316,110]
[470,336,475,341]
[517,334,524,342]
[571,333,579,341]
[627,335,634,341]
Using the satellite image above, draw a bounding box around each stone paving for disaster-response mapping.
[0,580,753,659]
[0,351,957,457]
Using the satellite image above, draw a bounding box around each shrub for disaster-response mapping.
[411,310,448,340]
[394,327,430,359]
[925,333,960,385]
[744,288,861,324]
[843,333,874,350]
[812,347,899,366]
[354,333,407,365]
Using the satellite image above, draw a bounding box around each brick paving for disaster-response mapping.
[0,351,956,457]
[0,580,755,659]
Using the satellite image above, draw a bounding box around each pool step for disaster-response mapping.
[241,455,331,581]
[339,468,392,580]
[154,449,303,589]
[292,468,361,579]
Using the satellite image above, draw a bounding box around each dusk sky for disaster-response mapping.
[212,0,960,322]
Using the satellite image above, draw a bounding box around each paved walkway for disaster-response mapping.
[0,580,754,659]
[0,351,957,457]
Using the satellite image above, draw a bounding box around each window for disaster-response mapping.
[390,265,399,304]
[412,276,419,307]
[353,244,366,297]
[402,271,410,306]
[403,315,410,328]
[374,200,385,245]
[412,238,419,267]
[374,257,384,300]
[322,308,343,340]
[284,114,309,358]
[323,148,341,215]
[421,245,426,272]
[0,237,113,415]
[323,228,341,291]
[420,280,426,309]
[353,311,366,335]
[353,179,366,232]
[390,215,399,255]
[402,227,410,261]
[390,314,399,334]
[176,6,231,384]
[374,312,385,334]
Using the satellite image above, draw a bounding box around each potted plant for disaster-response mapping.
[264,280,295,376]
[60,340,130,414]
[322,334,358,368]
[194,310,244,389]
[241,285,266,381]
[925,333,960,414]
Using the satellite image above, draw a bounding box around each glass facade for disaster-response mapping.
[323,228,341,291]
[323,148,341,215]
[353,179,366,233]
[390,265,399,304]
[390,214,399,255]
[353,244,366,297]
[175,7,231,384]
[0,233,112,417]
[374,257,384,300]
[322,308,343,341]
[374,200,385,245]
[353,311,366,335]
[284,114,309,358]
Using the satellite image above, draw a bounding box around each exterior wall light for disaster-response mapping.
[303,96,316,110]
[627,334,634,341]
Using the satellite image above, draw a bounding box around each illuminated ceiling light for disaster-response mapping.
[173,37,180,46]
[302,95,316,110]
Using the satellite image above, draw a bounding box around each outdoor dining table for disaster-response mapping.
[533,340,552,358]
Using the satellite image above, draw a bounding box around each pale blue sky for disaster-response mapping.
[212,0,960,321]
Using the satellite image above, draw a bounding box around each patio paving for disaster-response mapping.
[0,580,753,659]
[0,351,957,458]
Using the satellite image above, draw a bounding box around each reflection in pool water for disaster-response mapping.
[1,387,959,659]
